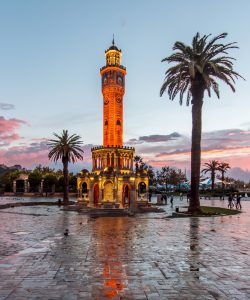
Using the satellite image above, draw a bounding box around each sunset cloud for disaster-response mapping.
[0,141,93,169]
[1,126,250,180]
[128,129,250,173]
[0,116,28,146]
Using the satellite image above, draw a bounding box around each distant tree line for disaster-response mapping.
[0,164,78,194]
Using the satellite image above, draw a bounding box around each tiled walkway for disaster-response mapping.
[0,198,250,299]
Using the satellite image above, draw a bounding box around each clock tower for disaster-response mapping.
[77,39,148,208]
[100,38,126,147]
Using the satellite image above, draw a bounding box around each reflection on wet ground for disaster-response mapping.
[0,198,250,299]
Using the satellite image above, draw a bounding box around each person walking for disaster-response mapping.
[228,194,233,209]
[236,194,242,210]
[170,195,174,207]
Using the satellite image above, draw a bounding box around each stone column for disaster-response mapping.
[13,180,16,193]
[104,155,107,168]
[24,180,28,193]
[40,180,44,194]
[114,154,118,168]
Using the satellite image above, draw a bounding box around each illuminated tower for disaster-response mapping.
[77,39,148,208]
[100,38,126,147]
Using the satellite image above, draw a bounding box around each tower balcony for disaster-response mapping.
[91,145,135,173]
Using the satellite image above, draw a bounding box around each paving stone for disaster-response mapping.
[0,198,250,299]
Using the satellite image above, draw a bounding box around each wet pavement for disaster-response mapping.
[0,197,250,299]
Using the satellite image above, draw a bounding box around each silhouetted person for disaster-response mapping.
[236,194,242,210]
[148,192,152,202]
[170,195,173,207]
[228,194,233,209]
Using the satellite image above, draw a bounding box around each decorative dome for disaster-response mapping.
[105,36,121,53]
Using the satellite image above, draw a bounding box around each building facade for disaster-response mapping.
[77,40,148,208]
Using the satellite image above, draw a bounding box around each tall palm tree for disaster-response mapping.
[202,160,219,191]
[160,33,243,213]
[218,162,230,189]
[48,130,84,205]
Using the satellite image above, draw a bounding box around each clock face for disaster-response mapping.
[104,99,109,105]
[117,76,123,85]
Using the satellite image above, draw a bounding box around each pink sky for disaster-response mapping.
[1,114,250,181]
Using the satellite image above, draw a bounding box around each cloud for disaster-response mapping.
[127,132,182,144]
[0,116,29,146]
[128,128,250,173]
[0,142,94,170]
[0,103,15,110]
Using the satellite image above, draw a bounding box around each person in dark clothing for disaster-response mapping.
[148,192,152,202]
[236,194,242,209]
[228,194,233,209]
[170,195,173,207]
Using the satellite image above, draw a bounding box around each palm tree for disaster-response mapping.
[202,160,219,191]
[218,162,230,189]
[48,130,84,205]
[160,33,243,213]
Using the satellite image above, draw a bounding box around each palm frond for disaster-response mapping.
[160,32,244,105]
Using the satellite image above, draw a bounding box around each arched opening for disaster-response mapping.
[111,153,114,167]
[105,120,108,126]
[122,184,130,207]
[93,184,99,207]
[138,182,146,195]
[104,181,114,201]
[82,182,87,193]
[107,153,110,167]
[116,119,121,125]
[16,180,25,193]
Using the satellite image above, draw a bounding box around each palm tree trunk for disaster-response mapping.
[221,171,225,189]
[189,86,204,214]
[211,171,215,191]
[222,171,225,200]
[63,159,69,205]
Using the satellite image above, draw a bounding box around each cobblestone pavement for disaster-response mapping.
[0,198,250,299]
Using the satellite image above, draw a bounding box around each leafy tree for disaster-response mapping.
[48,130,84,204]
[157,166,187,190]
[202,160,220,191]
[69,175,77,192]
[134,155,143,172]
[146,165,156,186]
[28,171,42,192]
[218,162,230,189]
[160,33,243,213]
[158,166,171,190]
[44,174,58,192]
[34,165,55,175]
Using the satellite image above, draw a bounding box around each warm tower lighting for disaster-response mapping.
[100,38,126,147]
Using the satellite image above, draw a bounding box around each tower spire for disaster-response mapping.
[112,34,115,46]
